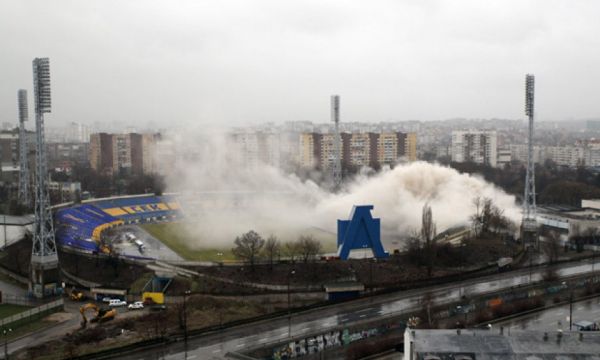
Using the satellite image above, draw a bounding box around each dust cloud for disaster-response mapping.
[161,129,520,250]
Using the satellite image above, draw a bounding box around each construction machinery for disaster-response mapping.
[79,303,116,328]
[70,289,86,301]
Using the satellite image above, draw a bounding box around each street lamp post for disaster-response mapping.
[183,290,191,344]
[369,259,373,293]
[569,291,573,331]
[562,281,573,331]
[3,328,12,359]
[287,269,295,337]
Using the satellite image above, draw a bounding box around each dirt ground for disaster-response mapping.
[17,294,273,360]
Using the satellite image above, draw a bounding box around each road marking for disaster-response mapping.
[212,349,221,353]
[236,344,245,348]
[360,314,367,318]
[556,311,564,315]
[301,327,310,332]
[260,338,268,342]
[188,355,198,359]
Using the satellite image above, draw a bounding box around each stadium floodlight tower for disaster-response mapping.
[17,89,30,207]
[30,58,59,298]
[331,95,342,189]
[521,74,539,249]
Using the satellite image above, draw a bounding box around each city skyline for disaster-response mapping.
[2,1,600,127]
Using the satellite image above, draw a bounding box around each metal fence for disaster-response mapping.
[0,298,63,328]
[1,294,46,307]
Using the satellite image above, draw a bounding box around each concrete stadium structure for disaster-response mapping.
[54,194,182,255]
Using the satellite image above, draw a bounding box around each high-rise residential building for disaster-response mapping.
[0,129,35,183]
[89,133,114,175]
[90,132,152,176]
[299,131,417,171]
[66,122,91,143]
[230,131,282,168]
[300,132,322,168]
[451,130,498,167]
[142,133,160,174]
[0,130,20,182]
[46,142,89,171]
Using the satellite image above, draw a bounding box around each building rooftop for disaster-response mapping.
[406,329,600,359]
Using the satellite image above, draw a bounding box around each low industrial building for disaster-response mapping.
[404,328,600,359]
[537,199,600,246]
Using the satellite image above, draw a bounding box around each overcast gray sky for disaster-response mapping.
[1,0,599,127]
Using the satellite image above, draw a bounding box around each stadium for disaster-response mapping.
[54,194,185,260]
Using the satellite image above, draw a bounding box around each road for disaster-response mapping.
[110,258,600,360]
[4,302,82,358]
[496,296,600,332]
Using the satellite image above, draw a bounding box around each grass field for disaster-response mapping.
[141,223,236,261]
[0,303,30,320]
[141,222,337,261]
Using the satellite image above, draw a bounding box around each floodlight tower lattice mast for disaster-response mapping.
[17,89,30,207]
[522,74,538,248]
[31,57,59,298]
[331,95,342,189]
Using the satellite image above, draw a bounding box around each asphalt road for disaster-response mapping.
[111,258,600,360]
[496,296,600,332]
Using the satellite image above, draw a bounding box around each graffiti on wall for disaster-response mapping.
[272,330,342,359]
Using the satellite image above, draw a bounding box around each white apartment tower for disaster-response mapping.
[451,130,498,167]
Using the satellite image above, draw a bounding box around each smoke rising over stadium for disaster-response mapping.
[162,129,521,248]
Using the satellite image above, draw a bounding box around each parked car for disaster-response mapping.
[108,299,127,307]
[102,297,112,303]
[128,301,144,310]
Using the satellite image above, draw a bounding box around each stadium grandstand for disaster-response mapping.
[54,194,182,254]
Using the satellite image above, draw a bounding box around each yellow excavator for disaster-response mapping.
[79,303,116,328]
[70,289,86,301]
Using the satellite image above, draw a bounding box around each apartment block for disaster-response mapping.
[230,131,282,168]
[90,132,156,176]
[451,130,498,167]
[47,142,89,171]
[299,131,417,171]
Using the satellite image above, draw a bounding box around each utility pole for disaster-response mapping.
[3,328,11,359]
[183,290,190,344]
[287,269,295,337]
[331,95,342,189]
[569,291,573,331]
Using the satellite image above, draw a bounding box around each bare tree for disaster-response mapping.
[284,241,300,263]
[421,203,437,277]
[298,235,322,263]
[471,196,483,236]
[471,197,509,236]
[419,291,435,328]
[263,234,281,270]
[232,230,265,270]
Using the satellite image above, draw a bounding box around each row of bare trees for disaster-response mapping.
[470,196,511,237]
[232,230,322,270]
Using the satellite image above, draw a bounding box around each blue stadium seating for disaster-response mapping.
[54,195,182,253]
